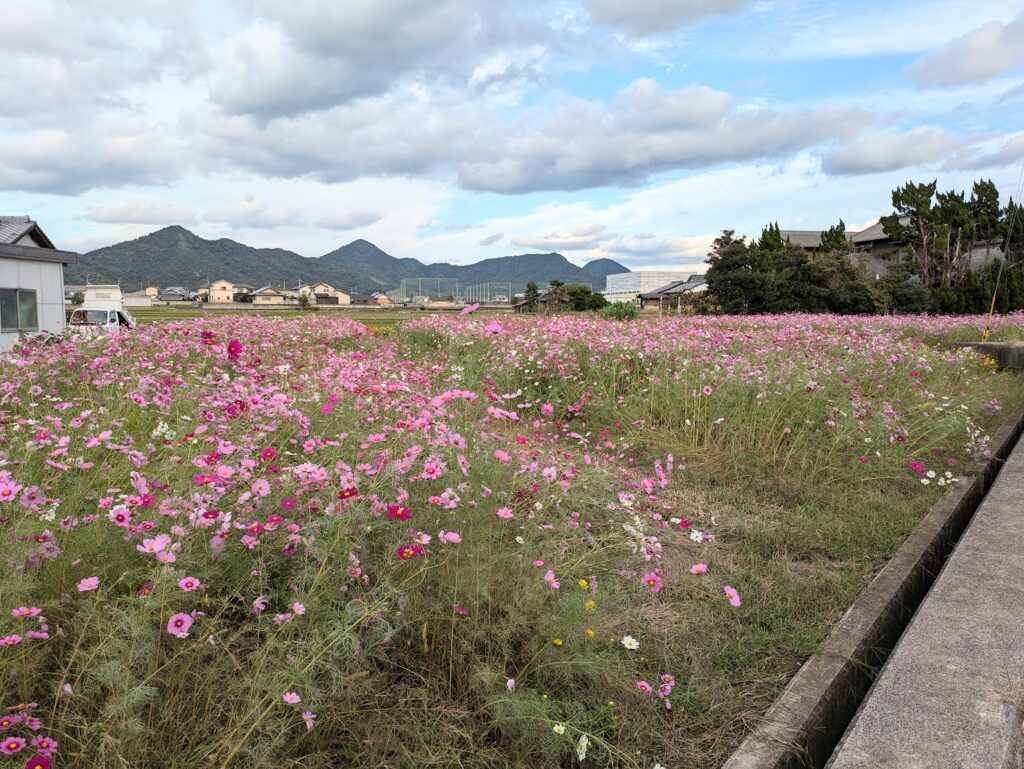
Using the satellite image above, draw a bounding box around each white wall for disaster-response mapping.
[0,258,66,352]
[606,271,695,294]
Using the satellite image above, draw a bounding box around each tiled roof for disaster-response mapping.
[0,216,35,244]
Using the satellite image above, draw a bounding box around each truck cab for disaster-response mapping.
[68,307,135,335]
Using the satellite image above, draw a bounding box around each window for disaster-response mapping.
[0,289,39,332]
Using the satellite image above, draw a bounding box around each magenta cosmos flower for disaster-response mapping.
[0,736,25,755]
[166,613,194,638]
[24,756,52,769]
[77,576,99,592]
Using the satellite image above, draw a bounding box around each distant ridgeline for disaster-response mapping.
[67,226,628,294]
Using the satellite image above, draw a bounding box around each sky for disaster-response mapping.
[2,0,1024,273]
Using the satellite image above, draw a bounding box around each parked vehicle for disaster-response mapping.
[67,284,136,337]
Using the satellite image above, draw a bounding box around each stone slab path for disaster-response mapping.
[826,436,1024,769]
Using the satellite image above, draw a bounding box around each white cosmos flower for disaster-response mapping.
[621,635,640,650]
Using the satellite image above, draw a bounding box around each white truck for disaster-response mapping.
[68,285,137,337]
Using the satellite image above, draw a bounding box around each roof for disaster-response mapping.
[639,276,707,299]
[0,216,78,264]
[851,220,888,243]
[0,216,54,248]
[780,230,824,249]
[253,286,293,295]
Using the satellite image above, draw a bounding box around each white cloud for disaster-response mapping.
[513,224,608,250]
[212,0,551,117]
[479,233,503,246]
[86,198,198,225]
[821,127,962,176]
[584,0,753,34]
[204,198,298,229]
[907,12,1024,86]
[316,210,381,230]
[0,121,184,194]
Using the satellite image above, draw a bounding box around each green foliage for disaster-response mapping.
[601,301,639,321]
[566,284,608,311]
[706,230,874,314]
[523,281,541,311]
[819,220,851,253]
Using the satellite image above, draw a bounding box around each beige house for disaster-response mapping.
[144,286,159,298]
[207,279,234,304]
[252,286,298,305]
[298,281,351,306]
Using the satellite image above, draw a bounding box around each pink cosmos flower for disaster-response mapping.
[156,551,176,564]
[506,678,516,692]
[496,507,514,519]
[1,635,22,648]
[282,692,301,705]
[29,736,57,756]
[0,737,25,755]
[77,576,99,592]
[724,585,742,607]
[10,607,41,618]
[641,571,662,594]
[301,710,316,730]
[292,602,306,616]
[544,569,560,590]
[439,531,462,544]
[178,577,201,592]
[166,612,194,638]
[636,680,652,693]
[689,563,708,575]
[252,596,267,615]
[702,385,713,395]
[493,449,510,463]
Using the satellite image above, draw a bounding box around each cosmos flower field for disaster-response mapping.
[0,312,1021,769]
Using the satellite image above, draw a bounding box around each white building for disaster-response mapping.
[604,271,703,304]
[0,216,78,353]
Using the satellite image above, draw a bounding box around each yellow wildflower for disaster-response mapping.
[584,599,596,611]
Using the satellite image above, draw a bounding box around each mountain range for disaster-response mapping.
[66,226,628,293]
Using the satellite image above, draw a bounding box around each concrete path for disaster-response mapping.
[826,437,1024,769]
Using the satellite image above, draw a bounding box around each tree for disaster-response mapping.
[523,282,540,312]
[757,222,785,252]
[565,284,608,311]
[883,180,938,284]
[878,260,930,314]
[545,280,568,312]
[819,219,851,253]
[297,292,312,309]
[71,291,84,306]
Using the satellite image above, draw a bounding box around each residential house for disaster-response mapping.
[298,281,351,306]
[0,216,79,352]
[158,287,193,302]
[144,286,160,299]
[349,293,377,306]
[208,279,234,304]
[252,286,299,305]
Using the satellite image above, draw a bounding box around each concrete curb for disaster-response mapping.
[957,342,1024,371]
[722,399,1024,769]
